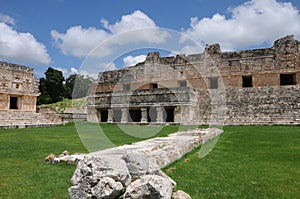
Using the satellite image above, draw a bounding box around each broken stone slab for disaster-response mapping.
[172,190,192,199]
[124,174,173,199]
[59,150,70,157]
[121,150,149,180]
[54,154,88,164]
[69,156,131,199]
[71,156,131,187]
[91,176,124,199]
[66,128,223,198]
[44,153,56,163]
[149,169,177,188]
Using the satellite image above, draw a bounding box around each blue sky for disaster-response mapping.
[0,0,300,78]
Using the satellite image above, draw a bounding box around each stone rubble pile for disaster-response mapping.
[46,128,223,198]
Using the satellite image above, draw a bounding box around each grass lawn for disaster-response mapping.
[0,124,299,198]
[0,122,184,199]
[164,125,300,199]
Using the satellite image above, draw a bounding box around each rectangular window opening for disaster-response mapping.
[10,97,18,109]
[242,76,253,87]
[151,83,158,89]
[280,73,296,86]
[179,80,187,87]
[209,77,218,89]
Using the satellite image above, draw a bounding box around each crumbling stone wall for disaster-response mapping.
[88,36,300,125]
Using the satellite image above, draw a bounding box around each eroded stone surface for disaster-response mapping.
[172,190,192,199]
[124,174,173,199]
[121,150,149,180]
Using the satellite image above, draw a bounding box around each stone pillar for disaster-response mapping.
[141,108,148,123]
[121,108,128,123]
[87,108,99,123]
[107,109,113,123]
[174,106,181,123]
[156,107,164,123]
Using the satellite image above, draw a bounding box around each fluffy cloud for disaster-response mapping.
[101,10,156,34]
[123,55,146,67]
[51,10,169,58]
[54,67,79,78]
[0,21,51,65]
[182,0,300,50]
[51,26,110,58]
[0,13,15,26]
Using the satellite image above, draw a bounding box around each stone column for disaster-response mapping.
[87,108,99,123]
[121,108,128,123]
[107,108,113,123]
[140,107,148,123]
[156,106,164,123]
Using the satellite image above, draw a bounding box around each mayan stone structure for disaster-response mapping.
[0,61,39,112]
[87,35,300,125]
[0,62,62,128]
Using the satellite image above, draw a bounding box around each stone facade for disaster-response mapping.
[87,35,300,125]
[0,61,39,112]
[0,61,63,128]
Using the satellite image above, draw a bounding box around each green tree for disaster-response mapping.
[38,67,65,104]
[65,74,93,99]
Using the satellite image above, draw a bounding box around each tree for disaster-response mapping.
[65,74,93,99]
[38,67,65,104]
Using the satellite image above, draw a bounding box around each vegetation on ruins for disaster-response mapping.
[0,124,299,198]
[38,67,93,105]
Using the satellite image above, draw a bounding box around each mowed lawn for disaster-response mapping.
[164,125,300,199]
[0,124,299,199]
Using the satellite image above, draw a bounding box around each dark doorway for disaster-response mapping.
[150,83,158,89]
[148,107,157,122]
[242,76,253,87]
[113,109,122,122]
[165,107,175,122]
[10,97,18,109]
[100,110,108,122]
[280,73,296,85]
[129,109,141,122]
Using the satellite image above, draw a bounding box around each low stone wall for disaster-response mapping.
[0,112,62,129]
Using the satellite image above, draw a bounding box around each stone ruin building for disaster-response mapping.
[0,61,59,128]
[87,35,300,125]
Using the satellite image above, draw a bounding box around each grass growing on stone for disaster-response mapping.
[0,124,299,198]
[163,125,300,199]
[38,97,86,112]
[0,122,185,199]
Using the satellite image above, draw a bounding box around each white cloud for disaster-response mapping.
[123,55,146,67]
[70,67,78,74]
[0,13,15,26]
[54,67,80,78]
[0,22,51,65]
[101,10,156,34]
[51,10,169,58]
[182,0,300,50]
[51,26,110,58]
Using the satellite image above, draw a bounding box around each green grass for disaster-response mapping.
[163,125,300,199]
[38,98,86,113]
[0,123,184,199]
[0,124,299,198]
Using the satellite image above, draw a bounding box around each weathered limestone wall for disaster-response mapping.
[197,86,300,125]
[88,36,300,125]
[0,61,39,112]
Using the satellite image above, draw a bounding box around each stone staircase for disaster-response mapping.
[0,112,62,129]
